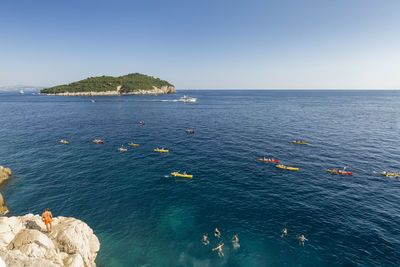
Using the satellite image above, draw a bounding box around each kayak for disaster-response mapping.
[276,165,299,171]
[292,141,308,145]
[118,148,127,152]
[327,169,353,175]
[93,139,104,144]
[128,143,139,146]
[171,172,193,178]
[154,148,169,153]
[381,172,400,177]
[60,140,69,144]
[259,158,280,163]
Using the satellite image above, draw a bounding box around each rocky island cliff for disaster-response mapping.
[40,73,176,96]
[0,166,100,266]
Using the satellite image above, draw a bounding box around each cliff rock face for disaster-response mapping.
[45,85,176,96]
[0,214,100,267]
[0,166,12,215]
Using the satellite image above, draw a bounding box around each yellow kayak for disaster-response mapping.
[381,172,400,177]
[171,172,193,178]
[292,141,308,145]
[154,148,169,153]
[60,140,69,144]
[276,165,299,171]
[128,143,139,146]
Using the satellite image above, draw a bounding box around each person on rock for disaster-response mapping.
[41,207,53,233]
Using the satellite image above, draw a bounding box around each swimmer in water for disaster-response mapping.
[299,234,308,246]
[281,228,287,238]
[214,228,221,237]
[212,243,224,257]
[232,234,240,248]
[202,234,209,245]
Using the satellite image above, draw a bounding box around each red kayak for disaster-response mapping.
[327,169,353,175]
[259,158,280,163]
[93,139,104,144]
[186,129,195,134]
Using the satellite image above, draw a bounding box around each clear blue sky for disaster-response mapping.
[0,0,399,89]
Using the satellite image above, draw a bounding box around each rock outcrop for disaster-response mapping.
[0,166,12,215]
[44,85,176,96]
[0,214,100,267]
[0,166,11,185]
[0,194,7,216]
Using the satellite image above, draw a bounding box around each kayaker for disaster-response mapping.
[202,234,209,245]
[281,228,287,238]
[214,228,221,237]
[212,243,224,257]
[183,171,187,175]
[41,207,53,233]
[299,234,308,246]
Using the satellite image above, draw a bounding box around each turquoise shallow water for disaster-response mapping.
[1,90,400,266]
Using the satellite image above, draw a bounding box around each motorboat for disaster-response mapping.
[179,95,197,102]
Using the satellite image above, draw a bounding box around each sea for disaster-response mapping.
[0,90,400,266]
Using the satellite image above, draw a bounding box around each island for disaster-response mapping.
[40,73,176,96]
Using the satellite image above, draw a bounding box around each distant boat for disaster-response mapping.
[179,95,197,103]
[19,90,24,95]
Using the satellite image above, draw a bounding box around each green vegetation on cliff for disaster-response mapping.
[40,73,173,94]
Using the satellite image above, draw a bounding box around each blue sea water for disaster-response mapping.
[1,90,400,266]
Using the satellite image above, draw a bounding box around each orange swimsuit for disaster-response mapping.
[42,211,53,225]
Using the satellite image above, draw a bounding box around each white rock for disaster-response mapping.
[50,217,100,266]
[0,215,100,266]
[64,253,84,267]
[0,256,5,267]
[0,217,22,247]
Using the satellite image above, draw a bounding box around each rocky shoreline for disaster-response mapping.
[0,166,100,266]
[0,214,100,266]
[43,85,176,96]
